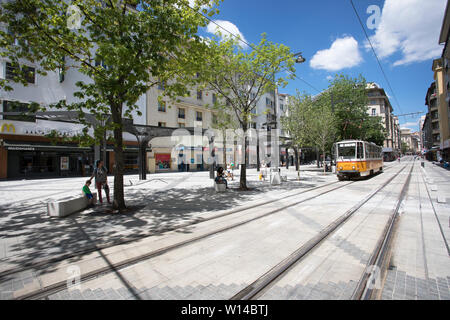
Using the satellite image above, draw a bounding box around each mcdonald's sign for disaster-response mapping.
[1,123,15,133]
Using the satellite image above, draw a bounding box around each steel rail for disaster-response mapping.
[352,162,414,300]
[16,179,359,299]
[230,163,408,300]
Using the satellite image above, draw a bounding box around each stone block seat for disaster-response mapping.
[47,192,97,217]
[214,182,227,192]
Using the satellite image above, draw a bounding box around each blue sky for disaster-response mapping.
[197,0,448,132]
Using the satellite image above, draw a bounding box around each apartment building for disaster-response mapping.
[401,128,419,153]
[0,54,146,179]
[435,2,450,161]
[366,83,400,152]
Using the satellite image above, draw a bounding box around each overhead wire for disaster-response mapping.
[185,3,322,94]
[349,0,404,115]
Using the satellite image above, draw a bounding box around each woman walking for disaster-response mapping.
[89,160,111,204]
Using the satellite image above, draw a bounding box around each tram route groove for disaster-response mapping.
[0,179,347,280]
[419,166,450,256]
[352,162,414,300]
[13,180,362,299]
[229,164,409,300]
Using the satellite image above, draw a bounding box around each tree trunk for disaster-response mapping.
[240,124,248,190]
[111,104,126,211]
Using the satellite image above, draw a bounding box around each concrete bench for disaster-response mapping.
[214,182,227,192]
[47,192,97,217]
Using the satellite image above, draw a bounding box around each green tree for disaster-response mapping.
[328,74,385,146]
[196,33,296,189]
[401,142,409,154]
[283,91,337,175]
[0,0,220,210]
[282,92,313,179]
[308,93,337,173]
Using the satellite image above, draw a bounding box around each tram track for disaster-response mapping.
[12,180,359,299]
[4,164,399,300]
[0,178,346,281]
[229,163,412,300]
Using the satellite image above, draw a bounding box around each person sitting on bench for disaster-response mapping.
[215,167,228,189]
[82,180,95,206]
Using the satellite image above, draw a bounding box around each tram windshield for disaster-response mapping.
[337,143,356,160]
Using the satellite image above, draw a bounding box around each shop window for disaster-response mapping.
[178,122,185,128]
[158,122,166,127]
[196,111,202,121]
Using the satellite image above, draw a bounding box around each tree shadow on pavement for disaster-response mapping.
[0,179,320,279]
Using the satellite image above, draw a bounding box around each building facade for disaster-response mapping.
[366,83,400,152]
[0,55,146,179]
[434,0,450,161]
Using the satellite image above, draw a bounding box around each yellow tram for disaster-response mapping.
[335,140,383,180]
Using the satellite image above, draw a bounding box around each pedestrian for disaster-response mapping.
[215,166,228,189]
[89,160,111,204]
[82,180,95,206]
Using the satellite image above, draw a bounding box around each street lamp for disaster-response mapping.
[272,52,306,170]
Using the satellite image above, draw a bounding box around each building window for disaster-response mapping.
[212,113,217,124]
[369,99,377,105]
[178,122,185,128]
[196,111,202,121]
[158,101,166,112]
[158,80,166,90]
[3,100,36,122]
[158,122,166,127]
[212,93,217,104]
[178,108,185,119]
[371,108,376,116]
[6,62,35,84]
[197,90,202,100]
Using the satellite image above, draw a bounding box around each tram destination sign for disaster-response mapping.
[340,143,356,147]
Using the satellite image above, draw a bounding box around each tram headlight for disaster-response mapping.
[352,166,356,170]
[339,166,343,170]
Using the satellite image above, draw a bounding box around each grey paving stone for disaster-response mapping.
[117,287,132,298]
[93,288,106,300]
[12,280,24,291]
[82,289,95,300]
[104,288,121,300]
[58,289,71,300]
[0,291,13,300]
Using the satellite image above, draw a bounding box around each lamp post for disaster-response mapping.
[271,52,305,171]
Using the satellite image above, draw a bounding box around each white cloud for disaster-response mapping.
[206,20,248,49]
[326,75,333,81]
[367,0,446,66]
[310,36,363,71]
[400,119,421,130]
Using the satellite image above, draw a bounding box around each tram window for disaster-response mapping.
[365,144,369,159]
[357,142,364,159]
[337,143,356,159]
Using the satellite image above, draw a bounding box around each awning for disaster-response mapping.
[3,142,91,152]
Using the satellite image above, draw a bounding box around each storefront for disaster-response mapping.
[155,153,171,171]
[4,143,93,179]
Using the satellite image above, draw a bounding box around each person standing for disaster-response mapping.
[89,160,111,204]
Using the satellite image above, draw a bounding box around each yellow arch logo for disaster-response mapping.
[1,123,15,133]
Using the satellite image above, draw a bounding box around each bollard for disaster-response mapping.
[421,161,424,168]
